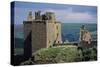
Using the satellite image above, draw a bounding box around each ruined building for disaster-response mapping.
[79,25,92,44]
[23,11,62,58]
[79,25,92,48]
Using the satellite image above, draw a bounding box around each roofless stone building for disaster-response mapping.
[23,11,62,58]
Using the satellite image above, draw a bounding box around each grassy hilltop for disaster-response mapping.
[21,44,97,65]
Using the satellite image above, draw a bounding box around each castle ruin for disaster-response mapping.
[79,25,92,48]
[23,11,62,58]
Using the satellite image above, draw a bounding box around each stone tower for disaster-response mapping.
[79,25,92,48]
[23,11,62,58]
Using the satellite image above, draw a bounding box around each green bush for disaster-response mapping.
[82,46,97,61]
[55,46,79,62]
[20,45,97,65]
[32,46,82,64]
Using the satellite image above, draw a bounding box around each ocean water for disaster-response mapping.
[14,23,97,55]
[61,23,97,42]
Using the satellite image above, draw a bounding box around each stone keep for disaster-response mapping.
[23,11,62,58]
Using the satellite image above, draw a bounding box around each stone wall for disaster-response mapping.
[23,21,32,58]
[32,21,47,53]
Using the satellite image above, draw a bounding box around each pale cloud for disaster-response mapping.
[65,12,93,21]
[15,8,97,24]
[43,8,97,23]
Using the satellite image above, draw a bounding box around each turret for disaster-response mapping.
[45,12,56,21]
[35,11,42,20]
[27,11,33,21]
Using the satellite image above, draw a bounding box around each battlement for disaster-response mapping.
[27,10,56,22]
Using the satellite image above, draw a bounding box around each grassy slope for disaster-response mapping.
[20,45,97,65]
[32,45,80,64]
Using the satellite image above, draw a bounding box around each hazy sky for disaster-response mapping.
[13,1,97,24]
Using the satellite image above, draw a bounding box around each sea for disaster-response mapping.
[14,23,97,55]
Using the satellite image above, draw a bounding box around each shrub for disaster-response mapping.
[32,47,63,64]
[55,46,79,62]
[32,46,82,64]
[20,45,97,65]
[81,46,97,61]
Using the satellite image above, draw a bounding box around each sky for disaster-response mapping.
[12,1,97,24]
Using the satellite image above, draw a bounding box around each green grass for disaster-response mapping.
[20,45,97,65]
[32,45,80,64]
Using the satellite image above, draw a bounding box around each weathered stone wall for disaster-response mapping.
[46,21,62,47]
[32,21,47,53]
[55,22,62,44]
[23,21,32,58]
[46,22,55,47]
